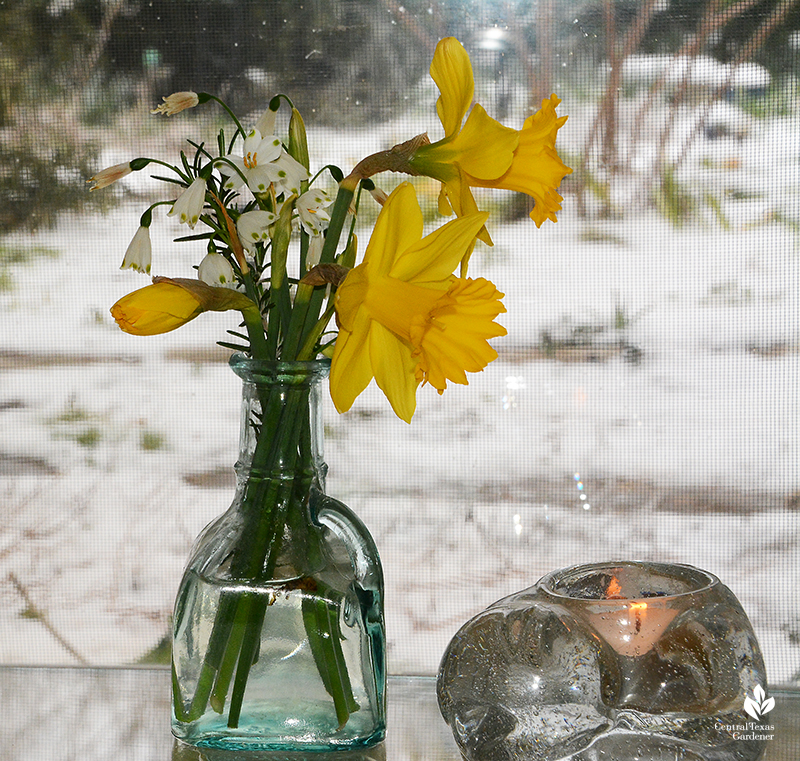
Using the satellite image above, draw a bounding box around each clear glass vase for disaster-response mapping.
[171,356,386,751]
[438,561,769,761]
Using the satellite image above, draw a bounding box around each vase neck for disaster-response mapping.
[230,357,330,488]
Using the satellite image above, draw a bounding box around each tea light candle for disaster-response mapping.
[586,572,679,657]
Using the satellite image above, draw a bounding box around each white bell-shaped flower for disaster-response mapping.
[198,253,235,287]
[269,151,308,197]
[296,188,332,236]
[168,177,207,229]
[120,225,152,274]
[236,210,277,252]
[216,129,284,194]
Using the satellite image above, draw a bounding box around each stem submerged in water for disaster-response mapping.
[173,361,361,733]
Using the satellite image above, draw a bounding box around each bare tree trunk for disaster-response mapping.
[576,0,661,217]
[625,0,762,173]
[644,0,764,182]
[600,0,619,171]
[671,0,800,172]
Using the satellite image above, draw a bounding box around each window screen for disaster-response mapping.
[0,0,797,687]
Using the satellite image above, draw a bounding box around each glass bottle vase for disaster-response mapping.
[171,356,386,751]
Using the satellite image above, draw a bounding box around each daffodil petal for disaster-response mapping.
[440,168,493,248]
[369,322,419,423]
[450,104,518,180]
[431,37,474,138]
[329,309,374,414]
[363,183,423,276]
[390,211,488,282]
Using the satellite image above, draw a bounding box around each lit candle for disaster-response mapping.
[586,574,679,657]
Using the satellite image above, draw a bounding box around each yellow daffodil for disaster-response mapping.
[330,182,506,423]
[408,37,571,242]
[110,277,256,336]
[467,94,572,228]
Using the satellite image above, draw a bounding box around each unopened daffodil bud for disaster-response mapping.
[110,276,257,336]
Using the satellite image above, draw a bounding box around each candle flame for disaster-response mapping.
[606,576,623,598]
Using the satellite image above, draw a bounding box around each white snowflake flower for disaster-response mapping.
[168,177,207,229]
[119,225,152,274]
[236,210,278,252]
[296,188,332,236]
[198,253,235,287]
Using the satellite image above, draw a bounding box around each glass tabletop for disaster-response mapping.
[2,667,797,760]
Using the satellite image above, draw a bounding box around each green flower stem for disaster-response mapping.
[303,587,359,729]
[134,157,194,185]
[181,593,239,721]
[178,373,361,730]
[242,305,269,361]
[174,181,362,735]
[284,179,357,360]
[266,198,295,355]
[227,593,268,728]
[209,597,253,714]
[297,301,336,361]
[201,93,247,140]
[319,177,358,267]
[280,281,316,360]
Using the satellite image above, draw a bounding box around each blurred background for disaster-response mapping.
[0,0,798,686]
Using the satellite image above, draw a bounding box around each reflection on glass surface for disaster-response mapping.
[1,668,798,761]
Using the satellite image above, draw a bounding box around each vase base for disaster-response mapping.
[174,727,386,753]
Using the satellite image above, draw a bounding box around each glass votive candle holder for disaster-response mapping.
[437,561,769,761]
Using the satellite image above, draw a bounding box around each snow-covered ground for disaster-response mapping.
[0,102,798,685]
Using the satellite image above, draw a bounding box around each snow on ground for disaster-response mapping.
[0,106,798,684]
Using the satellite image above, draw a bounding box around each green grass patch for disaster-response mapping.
[140,430,167,451]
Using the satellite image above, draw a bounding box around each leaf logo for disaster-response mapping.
[744,685,775,721]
